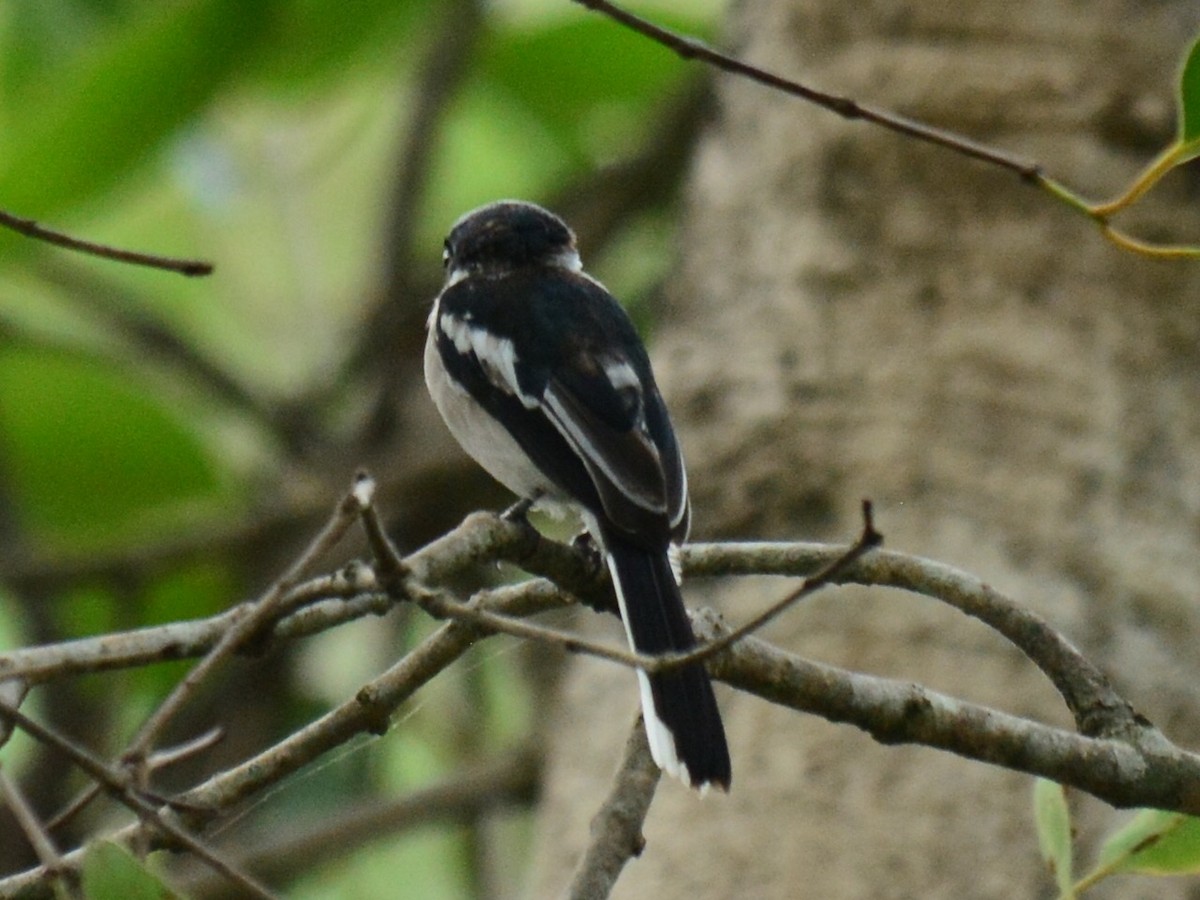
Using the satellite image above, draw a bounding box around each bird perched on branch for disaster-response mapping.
[424,199,731,791]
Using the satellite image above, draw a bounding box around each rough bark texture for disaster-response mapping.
[528,1,1200,897]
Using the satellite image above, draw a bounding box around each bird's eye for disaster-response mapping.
[442,240,451,268]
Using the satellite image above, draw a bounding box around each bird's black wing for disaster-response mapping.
[435,269,688,543]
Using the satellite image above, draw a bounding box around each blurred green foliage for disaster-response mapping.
[0,346,226,546]
[82,840,180,899]
[0,0,720,894]
[1178,32,1200,152]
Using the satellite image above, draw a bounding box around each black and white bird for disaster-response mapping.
[424,200,731,791]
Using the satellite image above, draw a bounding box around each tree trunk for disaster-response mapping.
[528,1,1200,897]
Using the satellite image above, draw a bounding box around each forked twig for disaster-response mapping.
[0,701,278,900]
[660,500,882,672]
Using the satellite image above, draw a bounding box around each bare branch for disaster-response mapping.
[664,500,881,671]
[570,0,1043,180]
[178,579,567,818]
[357,483,407,579]
[566,717,661,900]
[31,475,383,886]
[569,0,1200,256]
[0,502,1161,760]
[0,505,1163,753]
[0,511,547,684]
[0,208,212,276]
[0,580,566,897]
[46,728,225,834]
[5,502,1200,896]
[0,679,28,748]
[707,628,1200,814]
[0,766,73,898]
[409,581,650,671]
[681,542,1140,740]
[0,701,278,900]
[121,474,376,766]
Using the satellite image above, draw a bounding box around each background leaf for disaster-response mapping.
[1177,31,1200,159]
[0,347,226,548]
[0,0,270,228]
[1097,810,1200,876]
[81,841,179,900]
[1032,778,1074,896]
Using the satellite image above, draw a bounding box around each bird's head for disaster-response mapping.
[442,200,581,285]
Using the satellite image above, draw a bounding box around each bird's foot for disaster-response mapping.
[501,496,536,524]
[571,530,603,572]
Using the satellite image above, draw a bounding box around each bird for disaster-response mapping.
[423,199,731,791]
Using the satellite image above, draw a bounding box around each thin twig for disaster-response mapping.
[0,208,212,276]
[172,581,572,816]
[571,0,1044,179]
[409,582,653,671]
[0,512,539,684]
[565,716,661,900]
[121,474,375,766]
[0,765,74,900]
[571,0,1200,258]
[357,484,407,579]
[1099,224,1200,259]
[664,500,882,671]
[0,678,28,747]
[146,728,226,771]
[46,728,225,833]
[0,701,279,900]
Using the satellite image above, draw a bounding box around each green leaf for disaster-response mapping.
[1033,779,1074,896]
[0,0,271,225]
[81,841,180,900]
[1178,31,1200,160]
[1097,809,1200,875]
[0,347,226,548]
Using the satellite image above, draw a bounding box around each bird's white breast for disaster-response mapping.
[424,320,563,507]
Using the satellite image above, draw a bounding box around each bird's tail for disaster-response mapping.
[602,535,731,791]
